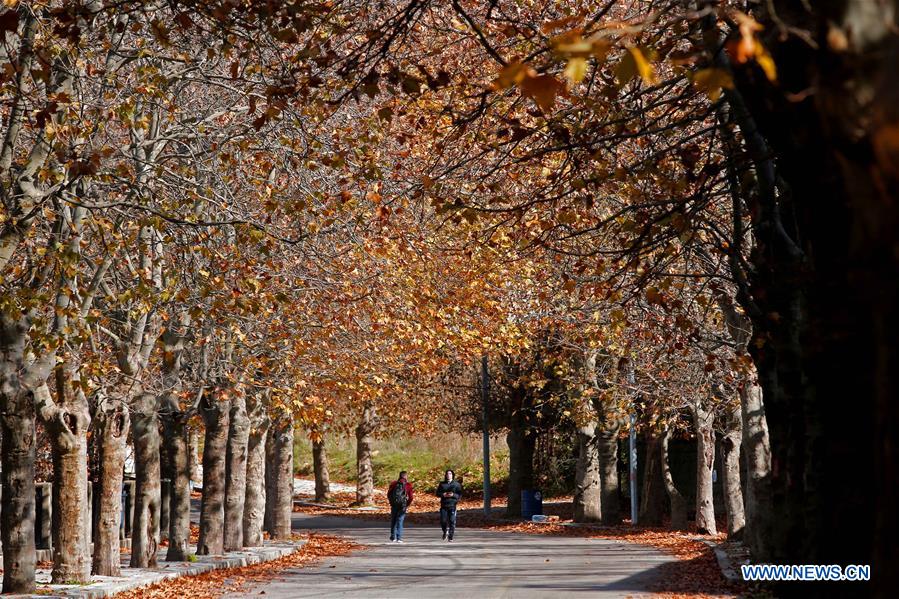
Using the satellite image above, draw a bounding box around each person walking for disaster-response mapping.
[436,469,462,541]
[388,470,414,543]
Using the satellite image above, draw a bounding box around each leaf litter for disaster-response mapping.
[113,533,362,599]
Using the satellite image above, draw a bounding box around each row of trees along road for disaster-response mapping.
[1,1,896,598]
[0,1,540,591]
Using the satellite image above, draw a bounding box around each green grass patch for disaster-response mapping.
[295,433,510,494]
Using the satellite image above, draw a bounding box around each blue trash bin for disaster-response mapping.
[521,489,543,520]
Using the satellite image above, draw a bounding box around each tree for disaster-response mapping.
[572,350,601,522]
[243,389,270,546]
[348,2,897,585]
[268,408,294,539]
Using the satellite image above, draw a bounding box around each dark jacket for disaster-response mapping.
[388,479,414,511]
[436,480,462,509]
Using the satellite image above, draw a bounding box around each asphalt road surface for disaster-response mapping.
[226,512,676,598]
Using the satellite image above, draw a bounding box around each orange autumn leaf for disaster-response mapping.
[519,73,565,111]
[726,11,777,82]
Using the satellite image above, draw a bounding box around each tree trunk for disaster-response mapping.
[92,398,130,576]
[243,396,269,547]
[49,425,90,583]
[0,315,39,593]
[718,298,773,555]
[0,399,37,594]
[737,377,771,555]
[595,355,623,526]
[354,404,376,506]
[572,350,601,523]
[506,425,536,518]
[596,425,620,525]
[0,389,36,593]
[158,319,190,560]
[661,428,688,531]
[224,392,249,551]
[197,393,229,555]
[639,429,666,527]
[504,376,536,520]
[32,373,89,584]
[506,428,522,518]
[263,430,274,533]
[130,392,161,568]
[719,7,899,591]
[161,394,191,561]
[312,436,331,502]
[36,376,91,584]
[269,414,294,539]
[721,401,746,539]
[573,423,601,522]
[692,402,717,535]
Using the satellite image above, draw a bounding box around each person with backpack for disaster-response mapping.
[387,471,414,543]
[435,469,462,541]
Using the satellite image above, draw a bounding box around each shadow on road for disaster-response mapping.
[287,510,739,597]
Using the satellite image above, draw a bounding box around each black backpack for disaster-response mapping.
[390,480,408,509]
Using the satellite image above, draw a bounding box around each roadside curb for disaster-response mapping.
[694,538,745,583]
[29,542,304,598]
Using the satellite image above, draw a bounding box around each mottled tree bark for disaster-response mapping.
[159,321,191,561]
[224,392,249,551]
[0,392,36,594]
[130,391,161,568]
[573,422,601,522]
[739,378,772,555]
[354,404,376,506]
[596,354,623,526]
[161,394,191,561]
[49,426,90,582]
[721,401,745,539]
[37,221,96,584]
[0,22,80,590]
[269,414,294,539]
[92,397,130,576]
[573,351,602,523]
[312,436,331,502]
[243,395,269,547]
[661,428,688,531]
[596,425,620,525]
[263,430,274,533]
[717,298,772,553]
[0,342,36,593]
[197,392,229,555]
[692,402,717,535]
[36,377,91,584]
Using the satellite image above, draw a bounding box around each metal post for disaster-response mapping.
[629,412,638,525]
[628,363,638,525]
[481,355,491,516]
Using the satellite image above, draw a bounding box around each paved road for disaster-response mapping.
[228,512,676,598]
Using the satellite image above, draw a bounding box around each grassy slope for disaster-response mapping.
[294,433,510,494]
